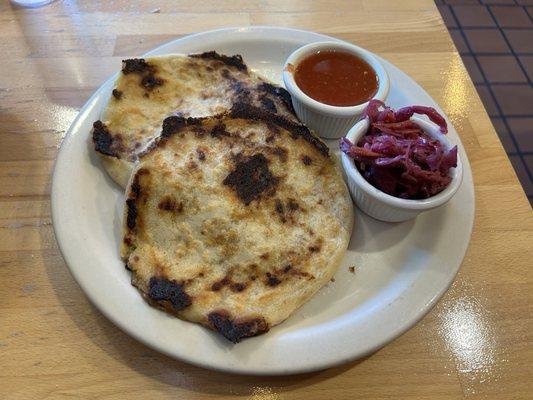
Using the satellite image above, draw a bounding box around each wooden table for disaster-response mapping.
[1,1,532,398]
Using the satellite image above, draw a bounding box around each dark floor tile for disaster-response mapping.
[438,5,457,28]
[518,55,533,81]
[491,6,532,27]
[507,118,533,152]
[482,0,516,3]
[435,0,444,4]
[445,0,479,4]
[491,117,517,151]
[449,29,469,53]
[477,55,528,82]
[492,84,533,115]
[453,5,496,27]
[509,155,533,195]
[504,29,533,52]
[464,29,509,53]
[476,85,500,116]
[463,55,485,83]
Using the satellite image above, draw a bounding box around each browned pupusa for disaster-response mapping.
[92,51,297,188]
[121,104,353,342]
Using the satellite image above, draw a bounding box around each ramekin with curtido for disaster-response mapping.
[340,100,463,222]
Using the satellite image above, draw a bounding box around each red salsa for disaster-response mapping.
[294,50,378,107]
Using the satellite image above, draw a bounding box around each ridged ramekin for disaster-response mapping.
[282,41,390,139]
[341,117,463,222]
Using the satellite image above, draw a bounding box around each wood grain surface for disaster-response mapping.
[1,1,532,399]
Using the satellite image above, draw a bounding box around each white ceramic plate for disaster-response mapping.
[51,27,474,375]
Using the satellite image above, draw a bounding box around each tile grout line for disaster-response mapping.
[485,4,533,183]
[486,5,533,86]
[478,82,530,86]
[458,51,533,57]
[459,26,532,30]
[525,5,533,23]
[491,114,533,119]
[436,2,533,196]
[448,4,533,185]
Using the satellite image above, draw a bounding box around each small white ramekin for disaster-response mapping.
[283,41,390,139]
[341,116,463,222]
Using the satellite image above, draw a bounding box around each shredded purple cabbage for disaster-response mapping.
[341,100,457,199]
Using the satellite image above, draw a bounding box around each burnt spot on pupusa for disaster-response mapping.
[158,195,183,213]
[161,115,202,138]
[257,82,295,114]
[287,198,299,211]
[141,74,163,90]
[126,199,137,230]
[210,122,230,138]
[223,153,278,205]
[286,267,315,280]
[230,282,247,292]
[148,277,192,311]
[122,58,151,74]
[260,95,277,113]
[274,199,286,223]
[274,198,301,223]
[112,89,123,100]
[211,275,248,293]
[190,51,248,72]
[273,264,314,281]
[92,120,123,158]
[121,58,164,92]
[265,272,281,287]
[196,148,206,161]
[208,310,269,343]
[302,155,312,165]
[126,177,141,229]
[123,236,133,247]
[211,276,230,291]
[125,168,150,231]
[308,238,323,253]
[230,102,329,157]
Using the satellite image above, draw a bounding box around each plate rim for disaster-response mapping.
[51,26,475,375]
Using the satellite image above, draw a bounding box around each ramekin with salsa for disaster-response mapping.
[283,41,390,139]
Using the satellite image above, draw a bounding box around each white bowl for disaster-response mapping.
[283,41,390,139]
[341,116,463,222]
